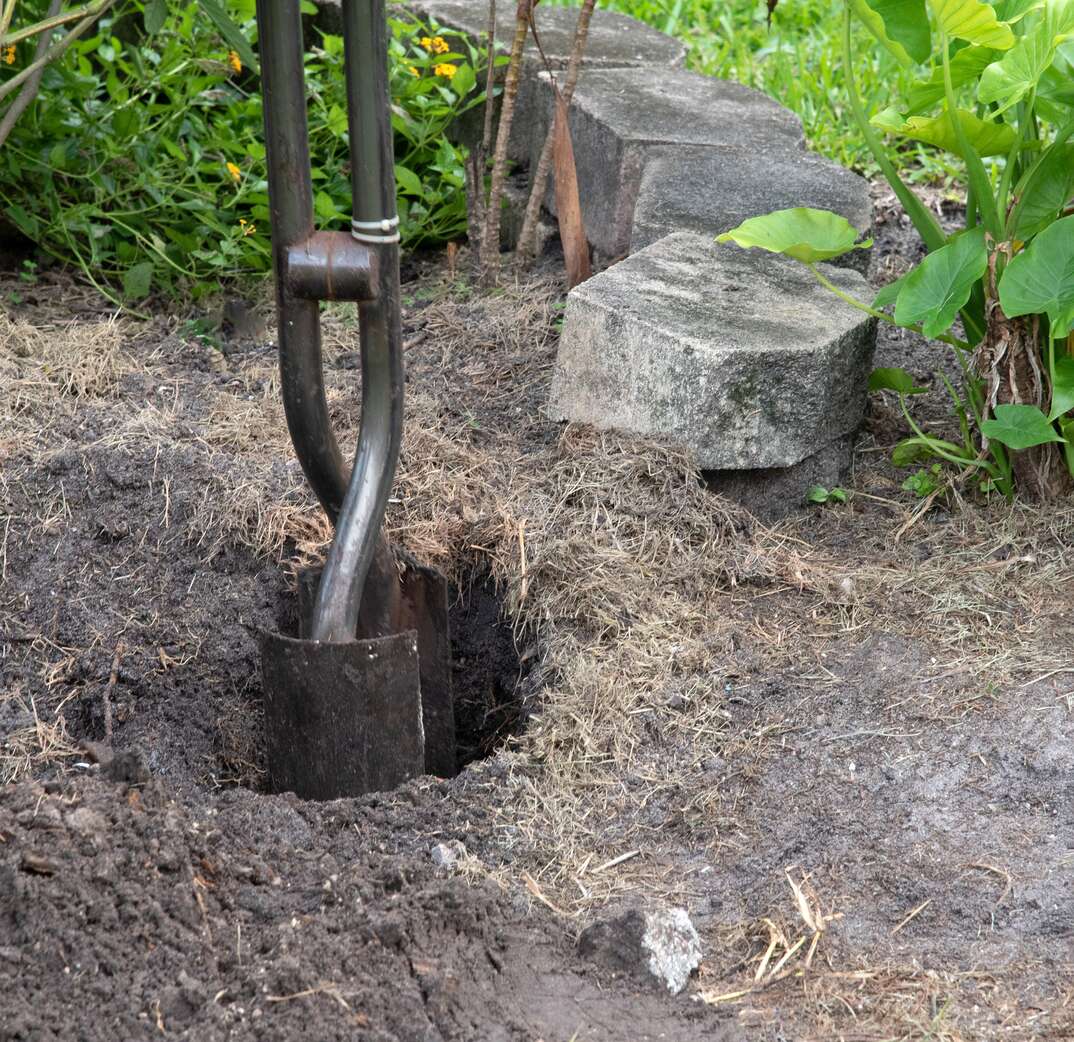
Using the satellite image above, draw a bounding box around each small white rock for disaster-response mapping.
[430,840,467,868]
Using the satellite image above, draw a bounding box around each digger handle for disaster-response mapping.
[256,0,404,643]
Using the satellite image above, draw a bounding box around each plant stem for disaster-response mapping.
[1,0,109,46]
[0,1,115,105]
[805,263,972,351]
[0,0,61,149]
[940,30,1001,240]
[841,3,945,253]
[997,90,1034,223]
[516,0,595,260]
[479,0,529,283]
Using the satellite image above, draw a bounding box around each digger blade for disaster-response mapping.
[260,629,424,799]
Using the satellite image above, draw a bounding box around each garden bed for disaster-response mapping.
[0,199,1072,1040]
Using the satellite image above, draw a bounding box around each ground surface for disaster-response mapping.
[1,192,1072,1041]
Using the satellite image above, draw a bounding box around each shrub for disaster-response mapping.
[0,1,486,302]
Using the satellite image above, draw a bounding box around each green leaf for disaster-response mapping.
[894,227,988,337]
[715,207,872,263]
[994,0,1044,20]
[196,0,258,73]
[1049,354,1074,419]
[1010,143,1074,241]
[851,0,931,65]
[7,205,38,238]
[872,106,1018,157]
[892,436,935,466]
[395,164,423,196]
[978,1,1074,113]
[927,0,1016,47]
[872,272,910,309]
[905,46,997,114]
[449,62,476,96]
[869,366,929,394]
[314,190,340,222]
[902,465,943,496]
[122,261,153,301]
[980,403,1064,448]
[806,485,831,503]
[144,0,168,34]
[998,214,1074,335]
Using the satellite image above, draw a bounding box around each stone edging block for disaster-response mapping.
[630,146,874,273]
[405,0,687,161]
[549,232,877,472]
[531,67,805,260]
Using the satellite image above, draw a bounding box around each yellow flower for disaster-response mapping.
[238,218,256,237]
[433,36,450,54]
[227,50,242,74]
[433,62,457,78]
[408,65,420,76]
[226,162,242,183]
[419,35,434,50]
[3,45,15,65]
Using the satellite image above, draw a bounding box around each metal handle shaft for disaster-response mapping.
[257,0,404,644]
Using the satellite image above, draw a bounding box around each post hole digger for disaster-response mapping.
[255,0,455,799]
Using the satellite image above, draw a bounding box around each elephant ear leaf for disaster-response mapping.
[980,403,1064,448]
[998,213,1074,337]
[978,3,1074,114]
[1009,142,1074,241]
[927,0,1015,48]
[851,0,932,65]
[894,227,989,337]
[716,208,871,263]
[872,106,1018,157]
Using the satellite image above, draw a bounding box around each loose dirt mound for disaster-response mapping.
[0,772,739,1041]
[1,217,1073,1040]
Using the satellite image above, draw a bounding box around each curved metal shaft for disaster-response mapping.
[256,0,349,521]
[258,0,403,643]
[312,0,403,642]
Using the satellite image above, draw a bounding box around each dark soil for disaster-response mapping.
[1,186,1072,1040]
[0,772,740,1042]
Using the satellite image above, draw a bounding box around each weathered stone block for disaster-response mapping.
[631,146,873,273]
[548,232,877,471]
[406,1,686,162]
[532,68,804,259]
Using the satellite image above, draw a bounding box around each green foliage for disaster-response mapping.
[901,462,943,496]
[716,0,1074,499]
[716,207,871,262]
[0,2,485,301]
[806,485,849,504]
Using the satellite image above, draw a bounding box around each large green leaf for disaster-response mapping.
[978,0,1074,113]
[998,214,1074,336]
[980,403,1064,448]
[906,46,997,114]
[894,227,989,337]
[851,0,932,65]
[994,0,1045,19]
[1049,355,1074,419]
[869,367,929,394]
[1010,143,1074,241]
[927,0,1015,47]
[872,271,911,309]
[872,106,1018,156]
[715,208,871,263]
